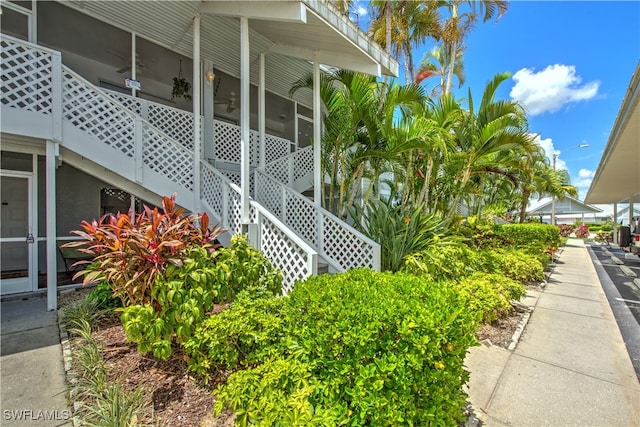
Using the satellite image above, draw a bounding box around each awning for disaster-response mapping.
[585,61,640,205]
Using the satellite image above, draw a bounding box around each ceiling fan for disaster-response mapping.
[106,49,145,74]
[215,92,238,113]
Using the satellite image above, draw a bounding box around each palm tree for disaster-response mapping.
[443,71,532,223]
[290,70,426,218]
[439,0,509,94]
[415,44,466,96]
[369,1,441,84]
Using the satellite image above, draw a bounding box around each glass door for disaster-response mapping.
[1,173,35,294]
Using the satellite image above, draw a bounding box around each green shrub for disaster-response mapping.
[212,234,283,302]
[119,236,282,360]
[455,272,526,323]
[119,246,221,359]
[213,269,479,426]
[479,250,544,283]
[496,223,560,251]
[214,357,339,426]
[403,244,482,281]
[185,291,287,382]
[86,280,121,310]
[349,198,455,272]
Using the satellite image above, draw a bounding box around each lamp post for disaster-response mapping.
[550,144,589,225]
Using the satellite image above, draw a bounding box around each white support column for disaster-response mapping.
[313,52,321,207]
[240,16,251,224]
[46,141,57,311]
[131,33,137,97]
[259,51,266,170]
[193,14,202,213]
[613,202,618,244]
[203,60,215,162]
[30,0,37,42]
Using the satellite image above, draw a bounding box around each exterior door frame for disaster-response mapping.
[0,168,38,294]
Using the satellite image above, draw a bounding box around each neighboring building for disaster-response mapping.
[527,196,603,225]
[585,61,640,238]
[0,1,398,308]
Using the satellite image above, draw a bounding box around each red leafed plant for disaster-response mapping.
[574,224,590,239]
[64,194,224,306]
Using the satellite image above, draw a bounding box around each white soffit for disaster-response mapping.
[585,61,640,205]
[60,1,397,105]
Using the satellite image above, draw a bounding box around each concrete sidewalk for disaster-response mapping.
[466,238,640,426]
[1,294,71,427]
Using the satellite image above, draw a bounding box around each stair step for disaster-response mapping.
[318,262,330,275]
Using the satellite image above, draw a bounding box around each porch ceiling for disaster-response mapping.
[61,1,398,106]
[584,61,640,205]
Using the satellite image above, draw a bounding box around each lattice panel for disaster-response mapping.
[200,164,224,217]
[63,70,136,157]
[265,158,290,184]
[142,123,193,190]
[249,131,259,166]
[285,192,319,247]
[226,189,243,235]
[265,134,291,163]
[104,91,142,115]
[322,215,374,270]
[254,173,283,220]
[259,215,312,293]
[294,147,314,181]
[148,103,196,151]
[215,121,241,163]
[1,39,53,114]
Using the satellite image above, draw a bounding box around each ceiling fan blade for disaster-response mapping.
[117,65,131,74]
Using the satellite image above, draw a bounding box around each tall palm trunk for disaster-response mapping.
[444,2,459,95]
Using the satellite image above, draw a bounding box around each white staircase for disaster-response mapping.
[1,35,379,290]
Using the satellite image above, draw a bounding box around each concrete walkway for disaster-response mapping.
[1,294,71,426]
[466,239,640,426]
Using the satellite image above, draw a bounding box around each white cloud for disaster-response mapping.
[510,65,599,116]
[574,168,595,199]
[356,5,368,17]
[533,134,566,170]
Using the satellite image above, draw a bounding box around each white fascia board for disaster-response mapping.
[200,1,306,23]
[270,43,381,76]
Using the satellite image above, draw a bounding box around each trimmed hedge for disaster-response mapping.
[495,223,560,251]
[455,272,526,323]
[189,269,479,426]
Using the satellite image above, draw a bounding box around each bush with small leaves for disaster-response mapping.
[212,269,479,426]
[455,272,526,323]
[184,290,287,382]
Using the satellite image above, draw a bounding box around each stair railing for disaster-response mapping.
[2,34,318,291]
[254,169,381,272]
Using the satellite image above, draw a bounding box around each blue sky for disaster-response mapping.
[353,1,640,201]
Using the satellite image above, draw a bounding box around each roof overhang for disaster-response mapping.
[202,1,397,77]
[59,1,397,108]
[528,196,602,215]
[584,61,640,205]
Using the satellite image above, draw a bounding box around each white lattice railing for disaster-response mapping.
[103,90,294,168]
[264,146,314,188]
[254,170,381,272]
[1,34,318,291]
[200,163,318,292]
